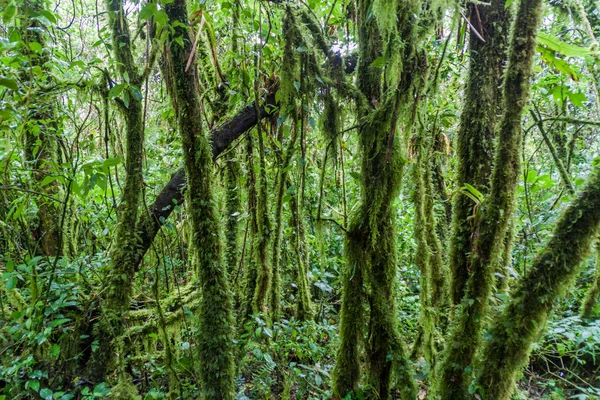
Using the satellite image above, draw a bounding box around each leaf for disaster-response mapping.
[130,86,143,101]
[50,344,60,358]
[39,388,52,400]
[29,42,42,53]
[5,275,17,290]
[537,32,592,57]
[27,380,40,393]
[108,83,125,99]
[38,10,57,24]
[371,56,386,68]
[0,78,18,91]
[139,2,157,20]
[3,4,17,23]
[40,175,58,187]
[462,183,484,203]
[504,0,516,7]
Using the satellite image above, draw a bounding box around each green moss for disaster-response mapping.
[448,0,512,305]
[90,0,146,380]
[477,163,600,399]
[110,374,141,400]
[290,178,313,321]
[164,1,235,398]
[412,145,436,366]
[240,132,259,324]
[225,155,241,277]
[436,0,544,395]
[580,242,600,318]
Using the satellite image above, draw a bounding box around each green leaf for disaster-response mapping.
[462,183,484,203]
[139,2,157,20]
[130,86,143,101]
[537,32,592,57]
[108,83,125,99]
[40,388,52,400]
[27,380,40,393]
[567,91,586,107]
[50,344,60,358]
[3,3,17,23]
[0,78,18,91]
[38,10,57,24]
[5,275,17,290]
[29,42,42,53]
[371,56,386,68]
[40,175,58,187]
[504,0,516,7]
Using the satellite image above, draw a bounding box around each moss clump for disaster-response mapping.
[109,375,141,400]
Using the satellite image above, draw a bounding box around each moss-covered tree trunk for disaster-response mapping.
[21,0,61,257]
[477,162,600,399]
[163,1,235,398]
[333,1,419,398]
[90,0,145,382]
[448,0,512,305]
[580,248,600,318]
[225,156,241,277]
[436,0,544,395]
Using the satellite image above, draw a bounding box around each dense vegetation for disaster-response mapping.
[0,0,599,398]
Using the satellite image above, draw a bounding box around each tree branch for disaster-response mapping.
[133,91,277,270]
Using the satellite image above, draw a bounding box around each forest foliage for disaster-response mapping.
[0,0,600,398]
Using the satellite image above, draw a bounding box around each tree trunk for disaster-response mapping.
[448,0,512,305]
[163,1,235,398]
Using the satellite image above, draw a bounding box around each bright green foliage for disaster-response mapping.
[477,162,600,399]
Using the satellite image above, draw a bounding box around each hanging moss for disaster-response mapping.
[280,8,301,114]
[436,0,544,395]
[448,0,512,305]
[477,162,600,399]
[411,142,436,367]
[164,1,235,398]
